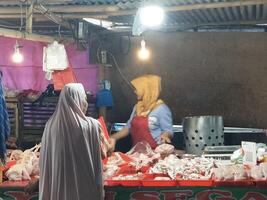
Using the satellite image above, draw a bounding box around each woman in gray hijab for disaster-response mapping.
[39,83,104,200]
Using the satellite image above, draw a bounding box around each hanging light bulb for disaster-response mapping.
[12,40,23,63]
[138,39,150,60]
[140,6,164,27]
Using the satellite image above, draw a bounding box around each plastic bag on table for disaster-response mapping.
[231,148,244,164]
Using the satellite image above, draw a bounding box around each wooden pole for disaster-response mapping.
[0,27,56,42]
[26,2,34,33]
[98,63,107,120]
[34,4,70,29]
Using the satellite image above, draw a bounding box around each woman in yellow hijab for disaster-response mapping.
[110,75,173,150]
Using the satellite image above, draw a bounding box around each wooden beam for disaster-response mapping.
[26,2,34,33]
[0,27,56,42]
[34,4,70,29]
[0,5,119,14]
[166,0,267,12]
[0,0,72,5]
[101,19,267,33]
[0,13,108,20]
[34,13,109,21]
[168,19,267,31]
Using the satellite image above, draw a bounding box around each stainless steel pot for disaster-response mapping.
[182,116,224,155]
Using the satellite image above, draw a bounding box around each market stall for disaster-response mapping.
[0,185,267,200]
[1,0,267,200]
[1,138,267,199]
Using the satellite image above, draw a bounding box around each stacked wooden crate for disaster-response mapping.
[6,95,97,147]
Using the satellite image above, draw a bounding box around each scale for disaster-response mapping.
[202,145,240,160]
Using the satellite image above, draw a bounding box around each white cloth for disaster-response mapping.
[43,41,69,75]
[39,83,103,200]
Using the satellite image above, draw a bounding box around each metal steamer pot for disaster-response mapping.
[182,116,224,155]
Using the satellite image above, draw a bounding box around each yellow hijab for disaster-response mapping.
[131,75,164,117]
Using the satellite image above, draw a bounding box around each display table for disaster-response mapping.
[0,181,267,200]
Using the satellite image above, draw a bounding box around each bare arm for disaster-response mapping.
[111,127,129,140]
[108,127,130,153]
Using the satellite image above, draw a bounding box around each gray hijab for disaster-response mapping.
[39,83,103,200]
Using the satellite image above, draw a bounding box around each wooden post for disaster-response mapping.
[98,63,106,120]
[26,2,34,33]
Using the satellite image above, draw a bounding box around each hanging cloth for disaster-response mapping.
[0,73,10,164]
[52,66,77,91]
[43,41,69,80]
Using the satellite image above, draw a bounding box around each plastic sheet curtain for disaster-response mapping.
[0,36,98,94]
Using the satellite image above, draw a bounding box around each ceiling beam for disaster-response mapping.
[0,13,108,20]
[0,0,72,5]
[168,19,267,31]
[0,5,119,14]
[0,27,56,42]
[34,4,70,29]
[167,0,267,12]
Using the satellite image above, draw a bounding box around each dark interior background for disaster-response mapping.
[103,32,267,150]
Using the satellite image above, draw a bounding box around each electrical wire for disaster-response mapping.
[107,51,134,91]
[91,32,133,90]
[119,35,131,55]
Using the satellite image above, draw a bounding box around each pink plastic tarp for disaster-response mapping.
[0,36,98,94]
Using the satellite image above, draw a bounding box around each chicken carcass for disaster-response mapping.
[250,165,265,180]
[259,162,267,179]
[154,144,175,155]
[5,144,41,181]
[9,150,23,161]
[6,164,31,181]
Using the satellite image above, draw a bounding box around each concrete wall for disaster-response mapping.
[108,32,267,129]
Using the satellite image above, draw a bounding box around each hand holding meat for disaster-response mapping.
[159,132,172,144]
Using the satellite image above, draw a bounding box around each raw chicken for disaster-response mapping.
[154,144,175,155]
[6,164,31,181]
[9,150,23,161]
[233,165,249,180]
[150,155,215,180]
[259,162,267,179]
[250,165,265,180]
[5,144,41,181]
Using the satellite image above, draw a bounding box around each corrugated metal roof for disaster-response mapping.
[103,0,267,30]
[0,0,267,33]
[65,0,267,29]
